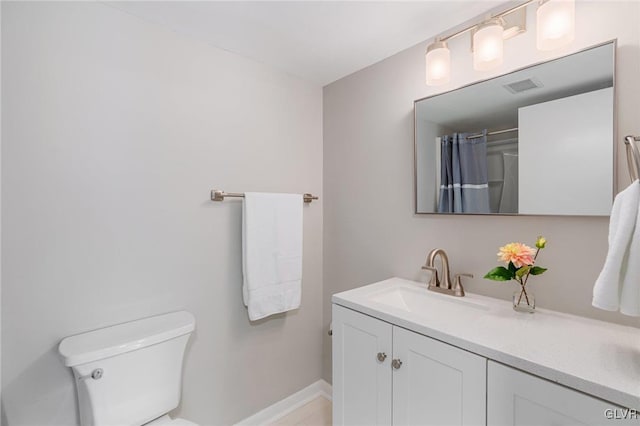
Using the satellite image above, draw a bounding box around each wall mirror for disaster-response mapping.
[414,41,615,216]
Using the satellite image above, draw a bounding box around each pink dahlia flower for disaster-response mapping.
[497,243,535,268]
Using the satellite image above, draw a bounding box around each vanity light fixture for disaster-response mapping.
[425,41,451,86]
[425,0,576,86]
[473,19,505,71]
[537,0,575,51]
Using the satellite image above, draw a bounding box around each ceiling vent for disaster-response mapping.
[503,78,543,94]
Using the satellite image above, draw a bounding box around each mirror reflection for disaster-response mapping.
[415,41,615,216]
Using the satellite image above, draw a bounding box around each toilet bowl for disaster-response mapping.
[59,311,198,426]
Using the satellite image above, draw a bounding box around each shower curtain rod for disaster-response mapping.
[467,127,518,139]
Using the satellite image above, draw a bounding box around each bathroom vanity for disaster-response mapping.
[332,278,640,425]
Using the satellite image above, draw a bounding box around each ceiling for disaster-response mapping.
[106,1,504,86]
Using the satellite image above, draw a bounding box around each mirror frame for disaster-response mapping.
[413,39,618,216]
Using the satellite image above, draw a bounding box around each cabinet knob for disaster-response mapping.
[377,352,387,362]
[392,359,403,369]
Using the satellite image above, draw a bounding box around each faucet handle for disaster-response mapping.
[453,273,473,297]
[455,273,474,279]
[422,265,439,287]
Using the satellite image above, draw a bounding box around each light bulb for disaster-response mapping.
[473,20,504,71]
[425,41,451,86]
[537,0,575,51]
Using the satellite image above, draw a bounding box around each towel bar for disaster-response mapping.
[624,135,640,182]
[211,189,318,203]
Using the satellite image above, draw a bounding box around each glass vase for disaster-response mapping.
[513,288,535,313]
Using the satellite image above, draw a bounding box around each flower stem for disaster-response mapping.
[522,247,540,288]
[519,283,531,306]
[516,278,531,306]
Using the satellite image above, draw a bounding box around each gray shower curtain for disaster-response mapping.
[438,131,491,214]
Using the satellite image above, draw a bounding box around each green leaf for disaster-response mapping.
[484,266,514,281]
[508,262,517,274]
[530,266,547,275]
[516,266,531,278]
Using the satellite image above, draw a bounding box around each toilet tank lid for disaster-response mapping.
[58,311,195,367]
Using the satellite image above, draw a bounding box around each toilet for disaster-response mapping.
[58,311,198,426]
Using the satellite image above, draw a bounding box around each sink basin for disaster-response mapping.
[367,284,489,313]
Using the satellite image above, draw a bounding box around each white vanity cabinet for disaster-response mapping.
[332,278,640,426]
[332,304,486,426]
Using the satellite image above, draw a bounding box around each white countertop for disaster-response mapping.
[332,277,640,409]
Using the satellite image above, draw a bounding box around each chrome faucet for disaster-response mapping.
[421,248,473,297]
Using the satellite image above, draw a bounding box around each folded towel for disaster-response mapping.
[593,180,640,313]
[242,192,303,321]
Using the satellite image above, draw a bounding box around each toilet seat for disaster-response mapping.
[146,415,199,426]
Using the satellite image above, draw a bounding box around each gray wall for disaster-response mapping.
[322,1,640,381]
[1,2,323,425]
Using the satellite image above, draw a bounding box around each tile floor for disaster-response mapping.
[269,396,332,426]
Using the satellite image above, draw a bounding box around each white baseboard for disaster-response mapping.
[234,379,332,426]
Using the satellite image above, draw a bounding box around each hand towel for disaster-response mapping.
[592,180,640,313]
[620,182,640,316]
[242,192,303,321]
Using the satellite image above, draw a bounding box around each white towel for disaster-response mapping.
[620,182,640,316]
[592,180,640,314]
[242,192,303,321]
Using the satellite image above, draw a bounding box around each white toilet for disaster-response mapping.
[58,311,198,426]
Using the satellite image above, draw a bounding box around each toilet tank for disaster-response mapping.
[59,311,196,426]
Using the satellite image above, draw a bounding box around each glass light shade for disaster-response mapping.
[473,21,504,71]
[537,0,575,51]
[425,41,451,86]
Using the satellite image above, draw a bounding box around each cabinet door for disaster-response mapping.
[332,304,392,426]
[488,361,639,425]
[393,326,487,426]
